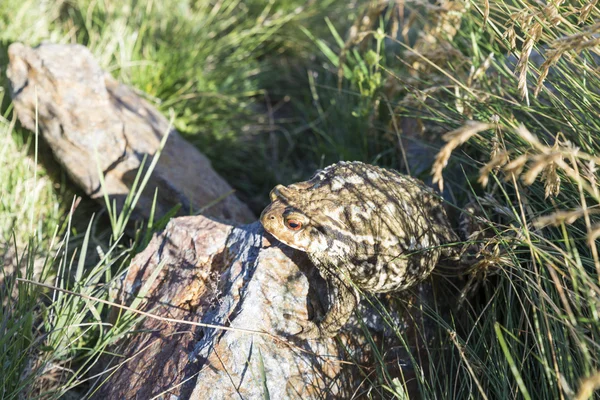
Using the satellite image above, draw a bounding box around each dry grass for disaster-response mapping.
[432,120,492,191]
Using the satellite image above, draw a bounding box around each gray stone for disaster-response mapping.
[6,43,254,224]
[93,215,427,399]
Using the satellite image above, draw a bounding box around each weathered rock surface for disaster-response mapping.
[6,43,254,224]
[93,215,428,399]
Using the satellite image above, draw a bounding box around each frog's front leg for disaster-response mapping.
[297,266,359,339]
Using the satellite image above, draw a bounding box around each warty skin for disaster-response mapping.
[261,161,458,339]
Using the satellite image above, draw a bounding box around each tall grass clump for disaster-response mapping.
[0,107,174,398]
[0,92,167,398]
[0,90,65,399]
[300,0,600,398]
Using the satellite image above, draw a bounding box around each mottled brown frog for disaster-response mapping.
[260,161,459,339]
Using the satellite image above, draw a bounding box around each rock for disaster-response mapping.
[93,215,429,399]
[6,43,254,224]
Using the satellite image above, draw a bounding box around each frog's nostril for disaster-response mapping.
[270,215,275,220]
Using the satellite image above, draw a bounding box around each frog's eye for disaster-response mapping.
[285,218,303,231]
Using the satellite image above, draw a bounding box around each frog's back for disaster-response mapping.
[295,162,457,292]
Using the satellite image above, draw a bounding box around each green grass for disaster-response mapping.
[2,0,600,398]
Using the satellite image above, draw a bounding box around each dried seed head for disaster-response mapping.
[432,146,453,192]
[516,124,542,148]
[432,121,492,191]
[479,150,509,187]
[534,48,563,97]
[585,161,599,199]
[589,224,600,247]
[522,153,562,186]
[533,208,600,228]
[516,23,543,104]
[503,154,529,182]
[579,0,598,23]
[483,0,490,26]
[541,162,561,198]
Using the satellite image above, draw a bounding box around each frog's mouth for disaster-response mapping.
[260,201,282,233]
[259,201,311,252]
[259,201,289,242]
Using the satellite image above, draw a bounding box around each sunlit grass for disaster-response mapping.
[2,0,600,398]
